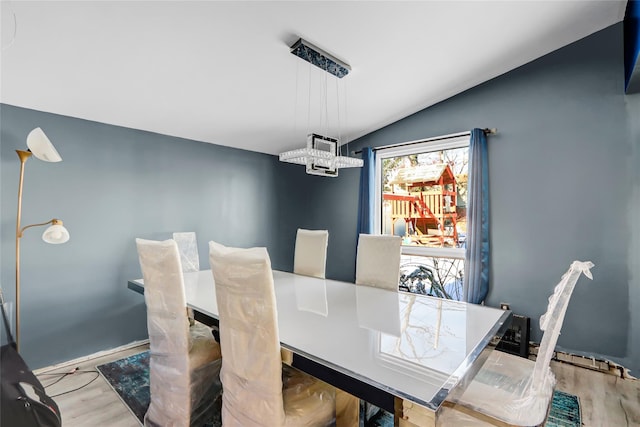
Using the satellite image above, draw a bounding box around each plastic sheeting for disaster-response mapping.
[173,232,200,326]
[209,241,335,427]
[437,406,495,426]
[136,238,222,427]
[449,260,594,426]
[173,232,200,273]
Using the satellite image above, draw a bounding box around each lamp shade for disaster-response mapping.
[26,128,62,162]
[42,224,70,244]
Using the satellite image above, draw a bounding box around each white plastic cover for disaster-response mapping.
[293,229,329,279]
[173,232,200,272]
[173,232,200,326]
[355,234,402,290]
[437,405,495,426]
[209,241,335,427]
[136,238,222,427]
[449,260,594,426]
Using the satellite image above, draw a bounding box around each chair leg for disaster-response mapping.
[440,401,519,427]
[281,348,293,366]
[187,307,195,326]
[394,397,435,427]
[336,388,361,427]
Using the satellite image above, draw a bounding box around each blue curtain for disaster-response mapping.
[357,147,375,235]
[464,129,490,304]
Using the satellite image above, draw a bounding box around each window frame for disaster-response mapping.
[373,133,470,260]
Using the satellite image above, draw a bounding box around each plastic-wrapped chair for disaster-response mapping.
[294,228,329,279]
[209,241,335,427]
[355,234,402,422]
[356,234,402,291]
[136,238,222,427]
[443,260,594,426]
[173,232,200,273]
[173,232,200,326]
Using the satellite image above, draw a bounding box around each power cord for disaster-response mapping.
[40,367,81,388]
[49,372,100,398]
[40,367,102,397]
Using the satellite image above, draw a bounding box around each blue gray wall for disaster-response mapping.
[1,22,638,376]
[275,163,362,280]
[0,106,285,368]
[279,23,640,374]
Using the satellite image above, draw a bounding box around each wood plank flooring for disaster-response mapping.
[35,345,639,426]
[36,343,147,427]
[551,360,640,426]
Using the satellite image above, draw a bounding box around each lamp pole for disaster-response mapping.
[15,150,32,351]
[13,129,67,353]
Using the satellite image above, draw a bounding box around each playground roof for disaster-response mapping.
[389,164,456,187]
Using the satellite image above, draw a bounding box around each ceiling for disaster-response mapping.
[0,1,628,156]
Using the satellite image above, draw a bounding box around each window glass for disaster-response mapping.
[375,136,469,299]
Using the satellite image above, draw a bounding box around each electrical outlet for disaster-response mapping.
[500,302,510,310]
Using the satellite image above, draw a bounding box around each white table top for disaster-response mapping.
[129,269,509,411]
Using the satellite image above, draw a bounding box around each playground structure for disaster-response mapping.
[384,163,461,247]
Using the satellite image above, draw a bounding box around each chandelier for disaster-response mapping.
[279,38,363,177]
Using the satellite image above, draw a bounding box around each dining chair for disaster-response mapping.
[173,231,200,272]
[355,234,402,291]
[209,240,335,427]
[173,231,200,327]
[294,228,329,279]
[442,260,595,426]
[354,234,403,422]
[135,238,222,427]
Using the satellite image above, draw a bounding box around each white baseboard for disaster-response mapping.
[528,343,636,379]
[34,339,150,375]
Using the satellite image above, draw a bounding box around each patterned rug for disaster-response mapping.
[545,390,582,427]
[96,350,221,426]
[98,351,580,427]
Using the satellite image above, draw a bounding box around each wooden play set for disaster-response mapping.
[384,163,461,247]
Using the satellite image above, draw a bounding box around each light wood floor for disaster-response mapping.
[36,343,148,427]
[551,360,640,426]
[35,344,639,427]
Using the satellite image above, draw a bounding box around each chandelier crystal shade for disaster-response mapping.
[280,133,363,177]
[279,38,363,177]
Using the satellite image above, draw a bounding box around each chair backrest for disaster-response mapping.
[209,241,285,426]
[173,231,200,272]
[293,228,329,279]
[355,234,402,291]
[135,238,191,425]
[531,260,594,392]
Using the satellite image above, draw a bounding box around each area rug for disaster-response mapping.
[96,350,221,426]
[544,390,582,427]
[98,351,580,427]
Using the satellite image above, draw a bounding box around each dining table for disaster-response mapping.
[128,269,510,426]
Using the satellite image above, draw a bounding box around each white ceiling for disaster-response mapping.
[0,1,627,156]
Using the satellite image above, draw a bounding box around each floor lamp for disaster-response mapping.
[15,127,70,352]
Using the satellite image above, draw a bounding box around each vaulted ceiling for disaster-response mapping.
[0,1,628,155]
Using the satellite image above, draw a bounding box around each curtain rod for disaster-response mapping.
[352,128,497,155]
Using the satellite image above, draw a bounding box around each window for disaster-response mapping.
[374,134,470,300]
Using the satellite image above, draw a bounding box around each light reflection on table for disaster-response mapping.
[128,269,509,421]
